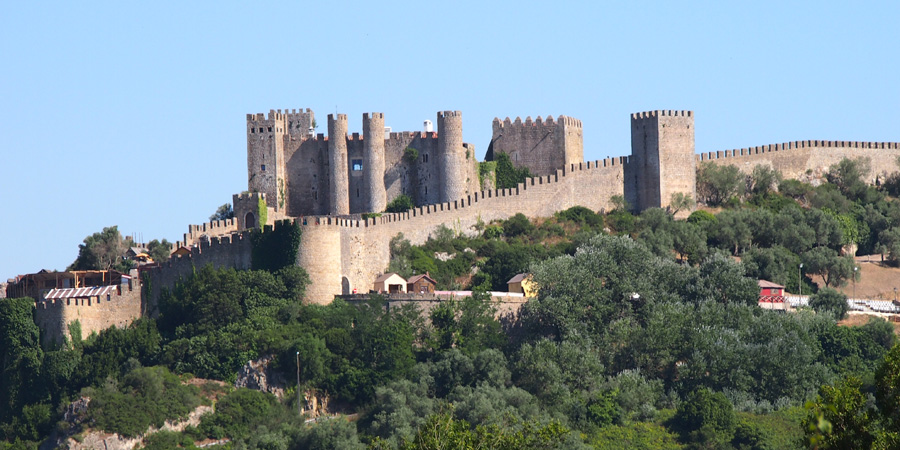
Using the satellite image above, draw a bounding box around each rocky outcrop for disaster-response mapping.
[234,355,287,398]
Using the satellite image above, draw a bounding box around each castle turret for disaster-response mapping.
[247,110,288,211]
[437,111,466,203]
[328,114,350,215]
[363,113,387,213]
[284,108,315,140]
[630,110,696,214]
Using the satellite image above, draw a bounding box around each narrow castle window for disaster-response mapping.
[356,188,360,198]
[352,159,363,171]
[268,127,272,132]
[261,164,266,172]
[250,128,255,133]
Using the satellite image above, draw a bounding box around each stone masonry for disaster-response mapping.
[145,108,900,306]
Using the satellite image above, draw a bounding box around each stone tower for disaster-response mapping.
[362,113,387,213]
[328,114,350,215]
[247,110,288,212]
[630,110,696,213]
[436,110,466,203]
[489,115,583,176]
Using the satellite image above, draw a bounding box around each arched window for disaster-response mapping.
[244,212,256,229]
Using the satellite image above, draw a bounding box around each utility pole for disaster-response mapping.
[297,352,303,416]
[799,263,804,298]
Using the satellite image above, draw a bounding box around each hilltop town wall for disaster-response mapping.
[698,141,900,183]
[143,232,253,316]
[33,283,142,347]
[299,157,629,303]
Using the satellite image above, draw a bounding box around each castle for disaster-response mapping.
[141,108,900,307]
[15,107,900,344]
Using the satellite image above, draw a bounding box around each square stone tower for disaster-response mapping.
[630,110,696,213]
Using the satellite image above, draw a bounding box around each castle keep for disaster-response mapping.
[246,110,479,220]
[147,108,900,306]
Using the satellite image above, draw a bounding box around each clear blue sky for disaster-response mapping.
[2,1,898,279]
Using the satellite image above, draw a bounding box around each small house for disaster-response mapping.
[407,273,437,294]
[507,273,538,298]
[758,280,786,311]
[374,273,407,294]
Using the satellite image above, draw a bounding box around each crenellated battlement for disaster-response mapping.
[631,110,693,120]
[438,110,463,118]
[493,114,583,130]
[174,218,239,249]
[698,140,900,161]
[364,112,384,120]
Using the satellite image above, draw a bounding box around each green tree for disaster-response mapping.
[778,179,814,205]
[209,203,234,221]
[801,247,856,288]
[146,239,172,264]
[876,344,900,433]
[749,165,782,195]
[671,388,736,448]
[670,192,696,216]
[697,163,745,206]
[803,376,874,450]
[809,287,850,320]
[68,225,134,272]
[0,298,44,428]
[826,157,871,200]
[386,194,415,213]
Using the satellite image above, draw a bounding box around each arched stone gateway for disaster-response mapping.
[342,277,351,295]
[244,212,256,229]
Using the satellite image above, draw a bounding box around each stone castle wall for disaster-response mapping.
[251,110,478,218]
[698,140,900,183]
[300,157,629,303]
[33,283,142,347]
[143,231,253,316]
[176,218,239,248]
[491,115,584,176]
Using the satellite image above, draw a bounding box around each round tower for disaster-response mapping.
[297,222,343,305]
[363,113,387,213]
[437,110,466,203]
[327,114,350,215]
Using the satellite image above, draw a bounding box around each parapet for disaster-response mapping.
[697,140,900,161]
[438,110,463,118]
[631,110,693,121]
[363,112,384,120]
[493,114,582,130]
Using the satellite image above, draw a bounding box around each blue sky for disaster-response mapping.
[1,1,898,279]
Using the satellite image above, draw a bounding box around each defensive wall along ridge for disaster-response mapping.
[699,140,900,182]
[145,157,631,307]
[289,157,628,305]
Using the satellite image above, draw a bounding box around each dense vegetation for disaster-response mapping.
[5,157,900,448]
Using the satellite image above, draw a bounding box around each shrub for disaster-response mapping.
[386,194,414,213]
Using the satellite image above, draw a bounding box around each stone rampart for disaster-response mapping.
[699,140,900,182]
[33,283,142,347]
[176,218,239,249]
[299,158,629,303]
[144,231,253,316]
